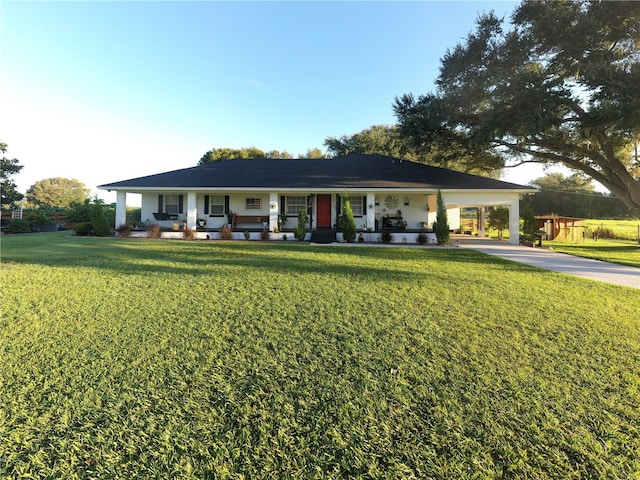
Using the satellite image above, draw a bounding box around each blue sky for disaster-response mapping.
[3,0,550,204]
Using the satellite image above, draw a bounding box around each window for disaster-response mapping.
[286,196,306,216]
[349,196,363,216]
[210,195,224,216]
[165,195,180,215]
[245,198,261,210]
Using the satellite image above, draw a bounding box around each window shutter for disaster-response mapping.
[336,194,341,217]
[224,195,230,214]
[363,196,367,216]
[158,194,164,213]
[280,196,285,215]
[178,195,184,214]
[204,195,210,215]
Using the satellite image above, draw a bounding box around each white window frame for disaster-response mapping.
[349,196,363,217]
[165,195,180,215]
[286,196,307,216]
[210,195,225,216]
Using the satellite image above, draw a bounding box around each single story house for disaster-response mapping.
[99,154,535,244]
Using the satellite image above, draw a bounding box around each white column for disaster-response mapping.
[366,192,375,230]
[115,191,127,228]
[269,192,279,231]
[508,199,520,245]
[186,191,197,229]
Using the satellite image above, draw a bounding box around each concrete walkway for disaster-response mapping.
[455,236,640,289]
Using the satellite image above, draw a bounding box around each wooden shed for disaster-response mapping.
[535,215,584,241]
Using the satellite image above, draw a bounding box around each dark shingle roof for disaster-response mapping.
[99,154,533,191]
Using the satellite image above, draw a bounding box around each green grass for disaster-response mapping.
[1,233,640,478]
[581,219,640,241]
[546,239,640,268]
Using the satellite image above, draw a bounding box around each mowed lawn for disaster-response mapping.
[1,233,639,479]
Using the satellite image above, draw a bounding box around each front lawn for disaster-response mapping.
[1,233,639,478]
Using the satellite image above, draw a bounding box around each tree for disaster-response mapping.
[433,189,450,244]
[1,142,24,207]
[340,196,357,243]
[324,125,415,159]
[394,0,640,217]
[27,178,90,209]
[488,207,510,240]
[522,172,633,218]
[199,147,266,165]
[324,124,499,176]
[299,148,326,159]
[265,150,294,159]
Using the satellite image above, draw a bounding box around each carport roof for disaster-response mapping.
[99,154,535,191]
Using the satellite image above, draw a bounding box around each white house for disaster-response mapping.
[99,154,534,244]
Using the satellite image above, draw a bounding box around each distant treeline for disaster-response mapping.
[521,189,635,219]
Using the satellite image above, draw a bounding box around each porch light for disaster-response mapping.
[375,196,380,206]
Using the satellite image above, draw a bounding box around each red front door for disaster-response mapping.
[317,194,331,228]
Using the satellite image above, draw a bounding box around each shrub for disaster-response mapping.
[341,196,357,243]
[74,222,93,236]
[65,200,92,223]
[434,189,450,245]
[417,232,428,245]
[146,224,162,239]
[26,209,53,232]
[220,225,232,240]
[244,230,250,240]
[293,208,308,241]
[90,202,111,237]
[6,218,30,234]
[183,227,196,241]
[260,228,270,241]
[380,230,393,244]
[116,223,132,238]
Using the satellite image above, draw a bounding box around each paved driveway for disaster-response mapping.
[455,236,640,289]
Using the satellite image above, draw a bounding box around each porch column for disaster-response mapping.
[186,191,197,229]
[115,191,127,228]
[508,199,520,245]
[478,207,486,237]
[366,192,375,230]
[269,192,279,231]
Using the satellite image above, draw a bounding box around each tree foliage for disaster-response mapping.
[1,142,24,207]
[324,125,416,160]
[198,147,326,165]
[488,207,510,240]
[299,148,326,159]
[522,172,633,218]
[394,0,640,216]
[26,177,89,209]
[324,124,499,176]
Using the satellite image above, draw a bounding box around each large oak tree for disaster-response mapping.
[27,178,90,209]
[394,0,640,216]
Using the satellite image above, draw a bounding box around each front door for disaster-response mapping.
[317,194,331,228]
